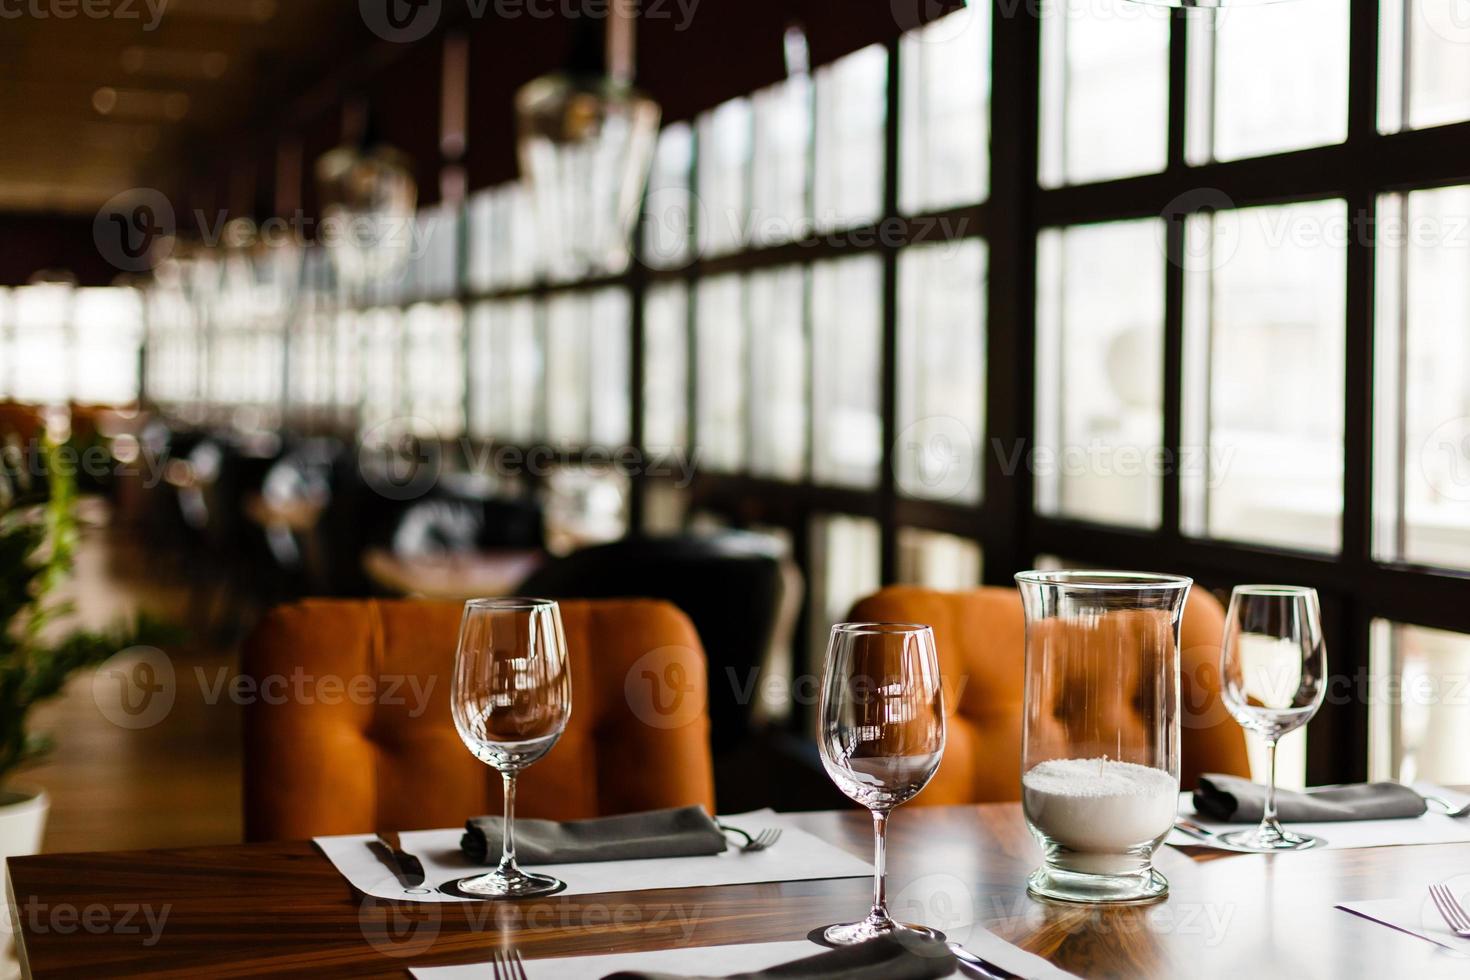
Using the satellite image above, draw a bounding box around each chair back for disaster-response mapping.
[242,597,716,841]
[847,584,1249,804]
[516,533,795,751]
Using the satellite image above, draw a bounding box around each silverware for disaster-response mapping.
[947,940,1022,979]
[716,822,782,853]
[1428,883,1470,937]
[1424,796,1470,818]
[491,947,530,980]
[375,831,426,888]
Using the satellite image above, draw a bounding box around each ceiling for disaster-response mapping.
[0,0,360,214]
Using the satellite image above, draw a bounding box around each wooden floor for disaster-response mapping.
[22,511,243,854]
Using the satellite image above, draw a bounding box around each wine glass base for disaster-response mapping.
[1027,865,1169,905]
[447,870,566,899]
[816,917,941,947]
[1218,827,1323,851]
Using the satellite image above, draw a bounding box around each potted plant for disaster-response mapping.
[0,432,171,859]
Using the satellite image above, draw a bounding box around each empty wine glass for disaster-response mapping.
[818,622,946,945]
[1218,585,1327,851]
[451,597,573,897]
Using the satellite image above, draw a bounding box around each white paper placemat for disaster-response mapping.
[1166,783,1470,852]
[1339,892,1470,955]
[408,935,1080,979]
[316,810,872,903]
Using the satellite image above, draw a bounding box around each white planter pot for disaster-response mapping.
[0,786,48,860]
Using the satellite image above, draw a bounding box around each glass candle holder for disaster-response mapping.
[1016,570,1191,905]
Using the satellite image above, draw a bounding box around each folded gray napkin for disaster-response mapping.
[600,933,957,980]
[461,805,729,865]
[1193,774,1428,823]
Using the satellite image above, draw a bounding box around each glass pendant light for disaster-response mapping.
[515,5,661,279]
[314,100,418,288]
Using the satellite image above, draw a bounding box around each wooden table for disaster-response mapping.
[7,804,1470,978]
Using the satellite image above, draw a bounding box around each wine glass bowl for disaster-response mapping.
[450,597,573,898]
[818,622,946,945]
[1217,585,1327,851]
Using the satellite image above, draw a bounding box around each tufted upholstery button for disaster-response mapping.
[242,597,716,841]
[848,585,1250,804]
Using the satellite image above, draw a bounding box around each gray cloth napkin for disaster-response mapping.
[600,933,957,980]
[461,805,729,865]
[1193,774,1429,823]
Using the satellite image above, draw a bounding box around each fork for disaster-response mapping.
[717,823,783,853]
[1424,796,1470,818]
[1428,883,1470,938]
[490,947,530,980]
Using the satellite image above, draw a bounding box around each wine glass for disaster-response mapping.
[1218,585,1327,851]
[818,622,946,945]
[450,597,573,897]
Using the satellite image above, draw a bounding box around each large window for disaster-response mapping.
[137,0,1470,783]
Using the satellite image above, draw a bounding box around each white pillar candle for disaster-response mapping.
[1022,758,1178,874]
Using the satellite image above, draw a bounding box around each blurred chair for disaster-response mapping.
[847,584,1250,804]
[242,597,716,840]
[516,532,798,755]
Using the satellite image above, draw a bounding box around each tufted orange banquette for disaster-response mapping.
[847,585,1250,805]
[242,597,716,841]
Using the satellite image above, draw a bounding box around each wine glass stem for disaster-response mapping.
[1261,737,1284,837]
[870,809,890,922]
[498,771,519,877]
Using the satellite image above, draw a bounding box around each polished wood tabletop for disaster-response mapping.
[7,803,1470,978]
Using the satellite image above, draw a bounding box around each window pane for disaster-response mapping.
[1036,219,1165,527]
[898,527,982,589]
[477,298,542,444]
[545,293,590,445]
[1374,187,1470,569]
[1370,621,1470,785]
[543,291,627,447]
[695,274,745,471]
[897,240,985,503]
[1193,0,1349,162]
[588,288,631,447]
[1380,0,1470,132]
[1182,200,1347,552]
[72,287,143,405]
[404,302,464,437]
[812,254,883,488]
[900,3,990,212]
[814,45,887,230]
[809,514,881,671]
[1040,0,1169,187]
[361,308,404,429]
[751,78,811,248]
[643,282,688,452]
[11,283,75,404]
[644,123,694,268]
[748,265,807,479]
[696,99,751,257]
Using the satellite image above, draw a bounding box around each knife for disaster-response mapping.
[947,940,1023,979]
[375,831,427,888]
